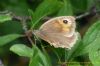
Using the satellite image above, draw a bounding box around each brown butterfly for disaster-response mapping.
[33,16,78,49]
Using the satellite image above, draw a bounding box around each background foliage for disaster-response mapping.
[0,0,100,66]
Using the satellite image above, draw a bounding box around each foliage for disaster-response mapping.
[0,14,12,22]
[10,44,33,58]
[0,0,100,66]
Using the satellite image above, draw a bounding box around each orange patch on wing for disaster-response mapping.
[53,21,62,30]
[53,21,60,27]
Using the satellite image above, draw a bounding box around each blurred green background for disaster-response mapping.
[0,0,100,66]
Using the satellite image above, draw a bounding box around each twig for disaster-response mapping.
[20,17,34,45]
[76,6,100,19]
[12,14,31,21]
[75,12,90,19]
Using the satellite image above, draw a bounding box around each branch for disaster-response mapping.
[76,6,100,19]
[17,16,34,45]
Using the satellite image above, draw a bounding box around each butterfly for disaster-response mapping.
[33,16,78,49]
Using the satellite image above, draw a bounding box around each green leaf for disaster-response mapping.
[29,45,51,66]
[10,44,33,58]
[89,50,100,66]
[0,14,12,23]
[0,21,23,34]
[87,0,100,11]
[76,20,100,55]
[87,0,95,9]
[57,0,73,16]
[6,0,29,16]
[79,31,100,55]
[0,34,22,46]
[41,45,52,66]
[83,20,100,45]
[70,0,87,13]
[31,0,61,28]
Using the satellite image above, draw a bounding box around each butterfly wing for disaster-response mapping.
[34,30,78,49]
[33,16,77,49]
[44,32,78,49]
